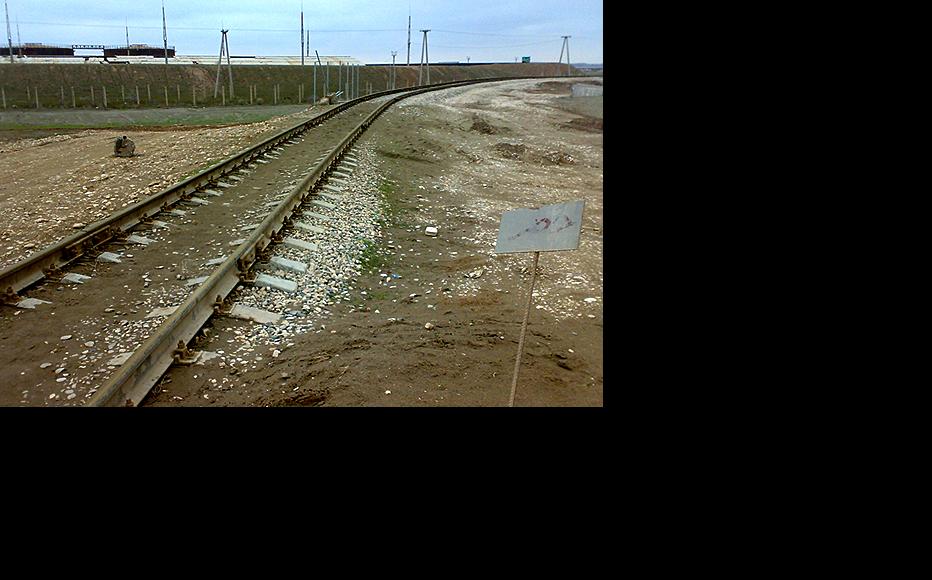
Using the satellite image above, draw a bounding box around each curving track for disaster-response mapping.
[0,77,530,406]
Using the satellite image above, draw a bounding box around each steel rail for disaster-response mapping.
[0,78,491,303]
[87,77,505,407]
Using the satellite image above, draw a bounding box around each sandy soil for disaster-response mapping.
[0,78,603,407]
[0,105,331,271]
[147,78,604,407]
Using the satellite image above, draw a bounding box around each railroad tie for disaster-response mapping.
[62,273,92,284]
[322,184,343,194]
[268,256,309,274]
[227,304,282,324]
[228,175,243,182]
[257,159,270,164]
[294,221,326,234]
[127,234,156,245]
[188,197,210,206]
[168,209,187,217]
[151,220,172,229]
[202,189,223,197]
[239,223,261,232]
[15,297,51,309]
[184,275,209,287]
[254,273,298,294]
[229,238,247,246]
[106,352,134,367]
[312,199,337,210]
[145,306,178,319]
[97,252,122,263]
[217,181,235,188]
[204,256,227,266]
[283,237,318,252]
[303,211,331,221]
[317,192,343,202]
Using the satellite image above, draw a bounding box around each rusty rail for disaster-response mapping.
[87,77,510,406]
[0,77,508,301]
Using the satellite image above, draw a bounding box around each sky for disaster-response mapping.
[2,0,603,64]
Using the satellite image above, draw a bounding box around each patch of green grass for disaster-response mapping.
[359,239,387,274]
[366,289,390,301]
[376,177,415,229]
[377,179,396,195]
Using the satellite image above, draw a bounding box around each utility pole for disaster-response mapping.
[214,30,233,99]
[559,35,571,76]
[162,1,169,65]
[16,18,21,57]
[313,53,319,103]
[418,29,430,86]
[406,7,411,65]
[391,50,397,89]
[125,19,130,56]
[300,7,304,67]
[315,50,323,101]
[4,1,13,64]
[323,52,329,95]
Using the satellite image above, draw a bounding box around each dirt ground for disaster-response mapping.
[0,78,602,407]
[147,78,604,407]
[0,104,310,132]
[0,105,332,271]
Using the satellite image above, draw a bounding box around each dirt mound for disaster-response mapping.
[494,142,573,165]
[469,116,499,134]
[533,150,576,165]
[528,81,573,94]
[564,116,603,133]
[454,148,482,163]
[494,142,527,159]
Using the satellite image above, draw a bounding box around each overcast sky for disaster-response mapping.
[3,0,602,64]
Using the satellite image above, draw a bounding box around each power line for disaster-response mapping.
[428,39,556,49]
[16,20,405,33]
[431,29,559,38]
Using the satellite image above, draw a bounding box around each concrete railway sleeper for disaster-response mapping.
[87,78,496,406]
[0,77,525,304]
[0,77,503,406]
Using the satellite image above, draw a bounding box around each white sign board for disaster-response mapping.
[494,200,585,254]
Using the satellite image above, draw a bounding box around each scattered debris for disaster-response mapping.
[114,135,136,158]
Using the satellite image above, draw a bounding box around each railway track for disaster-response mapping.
[0,76,523,407]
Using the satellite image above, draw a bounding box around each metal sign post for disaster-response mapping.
[494,200,585,406]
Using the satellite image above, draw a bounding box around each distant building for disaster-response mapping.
[104,44,175,58]
[0,43,74,57]
[1,43,174,58]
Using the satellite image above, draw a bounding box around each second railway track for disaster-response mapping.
[0,77,521,406]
